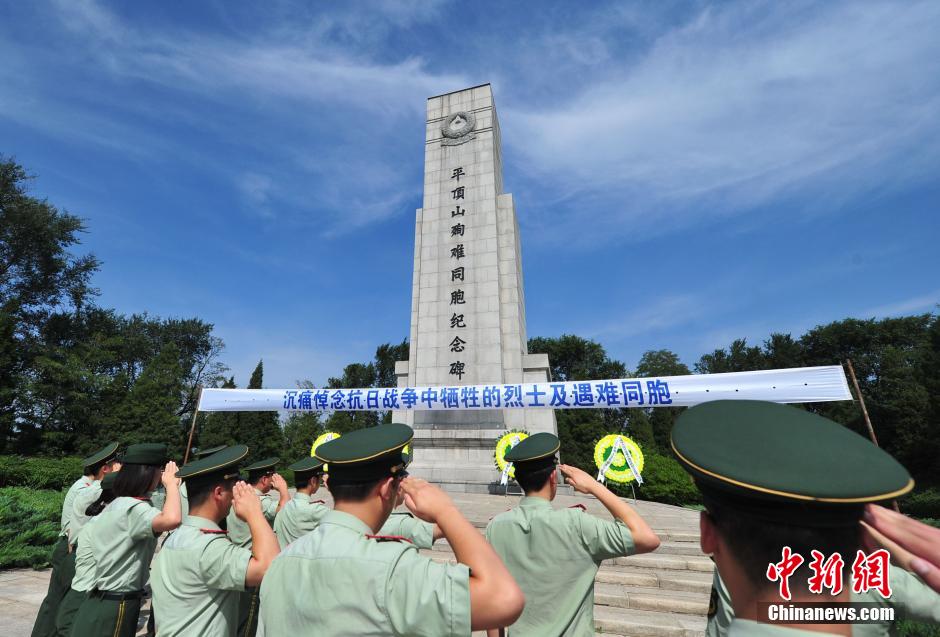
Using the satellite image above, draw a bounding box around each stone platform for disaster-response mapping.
[0,492,709,636]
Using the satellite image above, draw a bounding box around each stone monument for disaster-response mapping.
[392,84,557,493]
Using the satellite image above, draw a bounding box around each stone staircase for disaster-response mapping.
[430,492,712,636]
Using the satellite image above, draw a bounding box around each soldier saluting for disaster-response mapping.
[258,423,524,636]
[151,445,280,637]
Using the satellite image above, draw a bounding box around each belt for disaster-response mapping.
[90,589,146,601]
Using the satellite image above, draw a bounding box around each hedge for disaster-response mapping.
[606,452,702,507]
[0,487,64,570]
[0,455,85,491]
[901,487,940,519]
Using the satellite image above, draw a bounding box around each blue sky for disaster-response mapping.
[1,0,938,388]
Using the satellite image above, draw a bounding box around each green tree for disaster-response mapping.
[97,345,186,455]
[635,349,690,453]
[197,377,241,452]
[240,361,285,462]
[282,412,322,462]
[528,335,633,474]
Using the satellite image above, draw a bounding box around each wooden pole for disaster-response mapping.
[845,359,879,447]
[844,360,900,512]
[182,385,203,465]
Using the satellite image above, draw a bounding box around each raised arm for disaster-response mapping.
[152,461,182,534]
[400,477,524,631]
[234,481,281,586]
[271,473,291,515]
[560,464,660,553]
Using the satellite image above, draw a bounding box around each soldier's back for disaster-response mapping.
[259,509,470,637]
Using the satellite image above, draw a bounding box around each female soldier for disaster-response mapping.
[54,470,118,636]
[70,444,181,637]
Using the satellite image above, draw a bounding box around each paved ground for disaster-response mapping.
[2,491,706,636]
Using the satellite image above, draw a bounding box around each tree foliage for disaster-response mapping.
[0,157,225,457]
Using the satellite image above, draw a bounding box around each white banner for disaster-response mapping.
[197,365,851,412]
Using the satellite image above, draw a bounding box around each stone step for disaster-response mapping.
[594,582,708,616]
[613,552,714,573]
[595,566,713,595]
[594,605,707,637]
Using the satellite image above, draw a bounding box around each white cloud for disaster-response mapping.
[860,291,940,318]
[505,1,940,244]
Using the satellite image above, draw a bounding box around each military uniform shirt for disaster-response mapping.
[68,479,102,543]
[71,514,103,593]
[179,482,189,518]
[485,496,636,637]
[708,567,940,637]
[227,489,277,548]
[60,476,92,536]
[150,484,166,511]
[273,492,329,549]
[86,496,161,592]
[706,567,734,637]
[380,511,435,550]
[151,515,252,637]
[855,567,940,635]
[257,509,470,637]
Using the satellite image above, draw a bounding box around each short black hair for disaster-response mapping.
[516,464,555,494]
[113,464,161,498]
[187,476,237,508]
[295,474,320,490]
[706,498,861,594]
[248,470,274,486]
[327,477,387,503]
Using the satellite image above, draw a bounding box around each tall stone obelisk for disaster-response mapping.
[393,84,557,493]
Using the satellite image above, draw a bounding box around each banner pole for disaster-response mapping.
[182,385,203,465]
[845,360,900,512]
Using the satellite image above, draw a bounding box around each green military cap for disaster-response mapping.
[315,423,412,483]
[672,400,914,526]
[504,432,560,473]
[82,442,120,469]
[288,456,325,475]
[122,443,169,466]
[177,445,248,488]
[245,457,279,482]
[193,444,228,459]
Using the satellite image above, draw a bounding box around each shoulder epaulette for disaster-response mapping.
[568,503,587,511]
[365,534,413,544]
[390,511,414,518]
[132,496,152,502]
[311,499,326,505]
[200,528,228,535]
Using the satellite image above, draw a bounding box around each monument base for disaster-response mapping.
[408,429,503,493]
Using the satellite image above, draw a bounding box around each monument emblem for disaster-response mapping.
[441,110,476,145]
[392,84,558,492]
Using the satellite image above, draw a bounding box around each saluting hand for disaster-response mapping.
[161,461,180,489]
[559,464,599,494]
[271,473,289,495]
[233,480,263,522]
[400,477,457,524]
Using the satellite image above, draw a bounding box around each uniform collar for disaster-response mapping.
[519,496,552,508]
[254,488,265,497]
[183,515,221,531]
[293,492,312,503]
[323,509,372,535]
[728,619,824,636]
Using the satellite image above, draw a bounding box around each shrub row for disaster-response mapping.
[0,487,64,570]
[0,455,85,491]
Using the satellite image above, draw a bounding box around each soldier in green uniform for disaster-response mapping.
[257,423,525,636]
[484,432,661,636]
[70,444,182,637]
[54,471,119,637]
[273,456,329,549]
[227,457,288,637]
[31,441,120,637]
[672,400,916,637]
[273,454,443,549]
[151,445,280,637]
[179,445,229,518]
[707,566,940,637]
